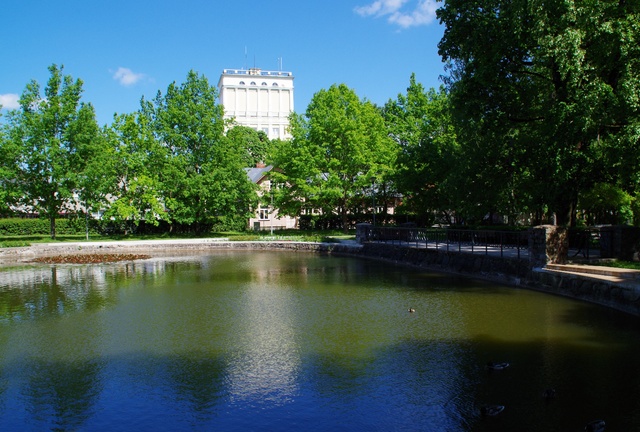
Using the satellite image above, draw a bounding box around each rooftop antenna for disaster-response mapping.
[278,57,283,71]
[244,47,247,70]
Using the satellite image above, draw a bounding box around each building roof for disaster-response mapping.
[221,68,293,77]
[244,165,274,184]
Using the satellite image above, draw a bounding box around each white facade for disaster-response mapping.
[218,68,294,141]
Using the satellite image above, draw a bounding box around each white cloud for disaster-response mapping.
[0,93,20,110]
[112,67,146,86]
[355,0,438,28]
[354,0,408,17]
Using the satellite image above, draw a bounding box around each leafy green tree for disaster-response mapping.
[383,76,458,224]
[226,125,272,167]
[437,0,640,226]
[0,114,22,215]
[6,64,101,238]
[56,101,117,239]
[272,84,397,232]
[105,72,257,234]
[579,183,633,225]
[105,111,168,232]
[149,71,256,232]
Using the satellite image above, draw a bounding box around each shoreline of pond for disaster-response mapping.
[1,239,639,317]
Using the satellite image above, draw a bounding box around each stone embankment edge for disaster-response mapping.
[355,243,640,317]
[0,240,359,262]
[2,240,639,316]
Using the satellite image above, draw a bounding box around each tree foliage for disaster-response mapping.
[226,125,272,167]
[383,76,458,224]
[579,182,633,225]
[107,71,257,232]
[4,17,639,234]
[152,71,256,231]
[5,64,102,238]
[0,115,21,216]
[106,110,167,231]
[272,84,397,232]
[437,0,640,226]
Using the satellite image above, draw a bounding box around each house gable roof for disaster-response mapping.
[244,165,274,184]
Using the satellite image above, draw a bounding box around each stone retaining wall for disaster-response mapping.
[0,240,359,262]
[526,269,640,316]
[358,243,640,316]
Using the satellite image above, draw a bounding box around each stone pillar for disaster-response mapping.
[356,223,372,244]
[529,225,569,267]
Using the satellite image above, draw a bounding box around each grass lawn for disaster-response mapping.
[595,260,640,271]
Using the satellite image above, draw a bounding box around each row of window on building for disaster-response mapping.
[238,81,280,86]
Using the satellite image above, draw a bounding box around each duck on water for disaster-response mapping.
[486,361,510,371]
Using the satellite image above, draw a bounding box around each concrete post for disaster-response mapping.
[529,225,569,267]
[356,223,372,244]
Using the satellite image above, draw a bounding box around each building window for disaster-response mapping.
[258,206,270,220]
[239,81,245,85]
[272,83,278,86]
[262,82,267,86]
[250,81,256,85]
[272,127,279,137]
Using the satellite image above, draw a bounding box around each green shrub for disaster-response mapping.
[579,183,633,225]
[0,218,99,237]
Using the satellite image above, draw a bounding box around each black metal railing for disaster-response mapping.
[362,227,530,259]
[568,228,602,259]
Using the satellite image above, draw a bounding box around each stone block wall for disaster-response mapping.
[529,225,568,267]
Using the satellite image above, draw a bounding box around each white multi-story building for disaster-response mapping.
[218,68,294,141]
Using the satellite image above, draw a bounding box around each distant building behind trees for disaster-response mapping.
[217,68,294,141]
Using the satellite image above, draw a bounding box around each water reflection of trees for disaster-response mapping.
[166,352,227,420]
[0,266,116,322]
[0,258,209,322]
[23,358,103,430]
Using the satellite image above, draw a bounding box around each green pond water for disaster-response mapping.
[0,250,639,431]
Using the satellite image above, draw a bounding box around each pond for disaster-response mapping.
[0,251,639,431]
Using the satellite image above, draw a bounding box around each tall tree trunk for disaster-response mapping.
[341,205,349,234]
[555,199,577,227]
[85,210,89,241]
[50,215,56,240]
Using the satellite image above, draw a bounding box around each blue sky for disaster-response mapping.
[1,0,446,126]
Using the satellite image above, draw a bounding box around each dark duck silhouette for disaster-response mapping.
[584,419,605,432]
[486,361,509,370]
[480,405,505,417]
[542,388,556,400]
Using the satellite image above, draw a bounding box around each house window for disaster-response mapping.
[239,81,245,85]
[272,127,279,137]
[258,206,270,220]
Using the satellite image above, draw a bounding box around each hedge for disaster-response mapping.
[0,218,99,236]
